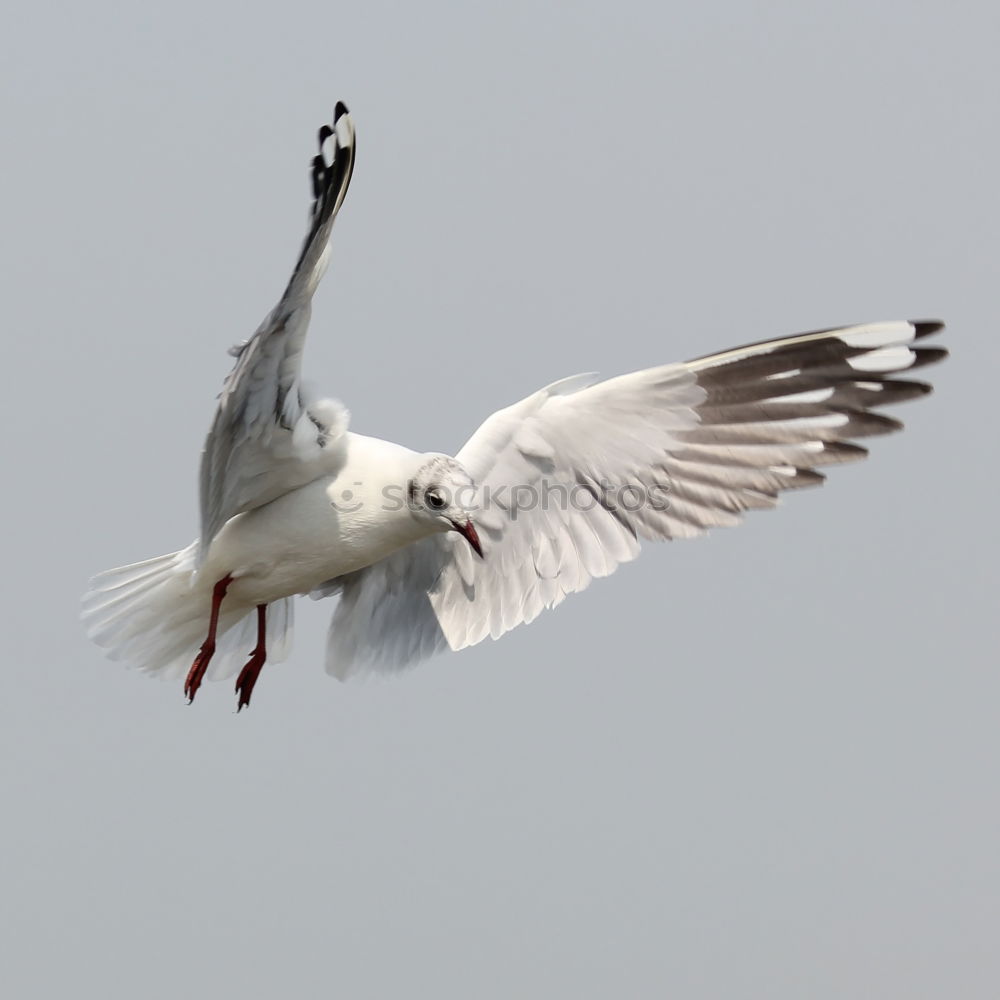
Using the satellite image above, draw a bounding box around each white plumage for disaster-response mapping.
[81,103,947,707]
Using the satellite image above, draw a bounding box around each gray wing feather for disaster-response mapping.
[317,321,945,679]
[198,104,356,556]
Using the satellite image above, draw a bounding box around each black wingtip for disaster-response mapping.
[310,154,325,197]
[910,346,949,370]
[912,320,945,339]
[334,101,349,122]
[318,123,334,148]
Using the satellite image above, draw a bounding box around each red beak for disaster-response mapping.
[453,519,484,558]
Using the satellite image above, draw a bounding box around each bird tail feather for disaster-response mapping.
[81,545,293,682]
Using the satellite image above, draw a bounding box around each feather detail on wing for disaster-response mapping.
[197,104,356,557]
[314,320,946,679]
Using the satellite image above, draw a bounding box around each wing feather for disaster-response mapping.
[197,105,356,556]
[318,320,946,678]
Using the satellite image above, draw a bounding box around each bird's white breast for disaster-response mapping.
[199,433,430,606]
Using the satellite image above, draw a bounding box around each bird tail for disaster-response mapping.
[81,545,294,682]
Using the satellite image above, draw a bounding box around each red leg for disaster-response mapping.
[235,604,268,712]
[183,574,233,704]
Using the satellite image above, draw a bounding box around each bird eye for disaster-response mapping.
[425,488,446,511]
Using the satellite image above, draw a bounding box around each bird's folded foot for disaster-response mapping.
[235,605,268,711]
[184,640,215,704]
[235,646,266,711]
[182,574,233,705]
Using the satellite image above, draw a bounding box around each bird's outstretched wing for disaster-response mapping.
[316,320,946,677]
[197,103,357,557]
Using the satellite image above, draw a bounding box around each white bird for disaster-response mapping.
[82,103,948,709]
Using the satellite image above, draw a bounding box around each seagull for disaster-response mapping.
[81,102,948,709]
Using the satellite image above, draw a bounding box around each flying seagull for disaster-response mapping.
[81,102,947,709]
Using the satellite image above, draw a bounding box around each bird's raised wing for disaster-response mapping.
[197,103,356,557]
[316,320,946,678]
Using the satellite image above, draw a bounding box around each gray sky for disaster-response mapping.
[3,2,998,997]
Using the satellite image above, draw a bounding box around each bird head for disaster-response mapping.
[407,455,483,557]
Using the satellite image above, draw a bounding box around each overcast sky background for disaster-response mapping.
[3,2,998,997]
